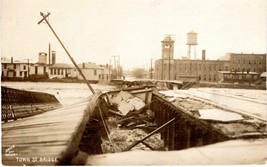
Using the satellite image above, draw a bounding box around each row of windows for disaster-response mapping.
[50,69,65,75]
[232,68,262,72]
[49,69,98,76]
[163,63,224,71]
[2,64,27,70]
[233,59,263,65]
[200,74,217,81]
[99,74,109,80]
[19,71,27,76]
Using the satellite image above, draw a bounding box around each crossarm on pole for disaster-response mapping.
[38,12,50,24]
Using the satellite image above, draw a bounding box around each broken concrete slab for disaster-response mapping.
[118,100,134,116]
[127,97,145,111]
[198,108,244,122]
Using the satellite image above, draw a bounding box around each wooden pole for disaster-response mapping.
[123,117,175,151]
[38,12,95,94]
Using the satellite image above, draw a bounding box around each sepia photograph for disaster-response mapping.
[1,0,267,165]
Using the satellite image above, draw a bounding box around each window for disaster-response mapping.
[50,69,53,75]
[20,72,23,76]
[58,69,60,75]
[35,66,38,75]
[61,69,63,75]
[94,70,97,76]
[14,64,16,69]
[24,71,27,76]
[24,65,26,70]
[249,60,251,64]
[4,64,7,69]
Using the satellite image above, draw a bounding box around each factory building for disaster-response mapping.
[154,33,266,84]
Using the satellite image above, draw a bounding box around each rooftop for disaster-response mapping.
[49,63,74,68]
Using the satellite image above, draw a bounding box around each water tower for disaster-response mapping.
[39,52,47,64]
[186,31,198,60]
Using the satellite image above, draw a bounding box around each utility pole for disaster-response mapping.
[164,34,175,80]
[38,12,95,94]
[167,34,171,80]
[118,55,120,79]
[150,59,153,79]
[109,59,111,82]
[112,56,117,79]
[48,42,51,65]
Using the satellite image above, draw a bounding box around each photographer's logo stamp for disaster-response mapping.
[5,145,18,157]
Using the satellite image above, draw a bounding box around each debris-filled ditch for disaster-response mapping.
[79,88,267,156]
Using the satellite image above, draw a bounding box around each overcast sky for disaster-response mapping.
[1,0,266,70]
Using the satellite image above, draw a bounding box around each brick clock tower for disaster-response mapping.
[161,36,175,59]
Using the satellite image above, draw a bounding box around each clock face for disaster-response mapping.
[165,44,171,48]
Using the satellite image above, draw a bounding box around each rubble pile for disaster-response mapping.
[109,91,146,116]
[107,91,156,128]
[101,91,164,153]
[101,129,164,153]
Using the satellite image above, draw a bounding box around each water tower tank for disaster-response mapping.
[39,52,47,64]
[187,31,198,45]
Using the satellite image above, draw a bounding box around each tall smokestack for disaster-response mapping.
[202,50,206,60]
[52,51,56,65]
[48,43,51,65]
[11,57,13,63]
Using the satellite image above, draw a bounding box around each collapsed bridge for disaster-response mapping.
[2,86,266,165]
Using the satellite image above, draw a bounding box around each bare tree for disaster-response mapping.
[132,68,146,78]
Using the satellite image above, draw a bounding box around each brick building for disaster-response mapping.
[154,37,266,83]
[219,53,266,74]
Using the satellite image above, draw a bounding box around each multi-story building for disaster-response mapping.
[1,57,30,79]
[219,53,266,73]
[154,37,266,83]
[1,51,112,83]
